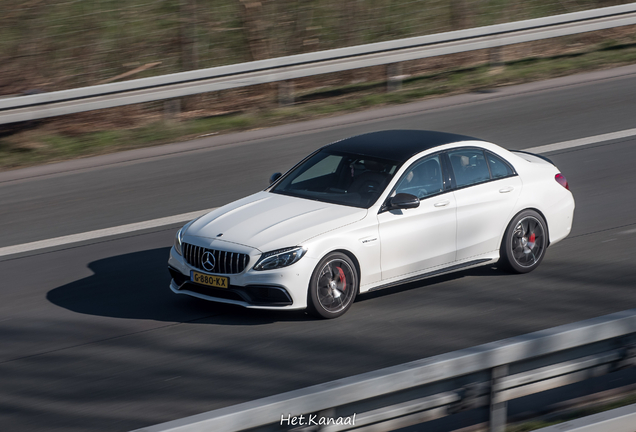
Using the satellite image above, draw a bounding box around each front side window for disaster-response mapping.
[394,154,444,199]
[448,149,491,188]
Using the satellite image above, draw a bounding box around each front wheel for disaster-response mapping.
[500,210,548,274]
[307,252,358,319]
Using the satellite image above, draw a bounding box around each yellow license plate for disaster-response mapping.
[191,271,229,288]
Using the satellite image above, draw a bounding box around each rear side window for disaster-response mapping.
[486,152,514,178]
[448,149,491,188]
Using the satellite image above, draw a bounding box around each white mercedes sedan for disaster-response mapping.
[168,130,574,318]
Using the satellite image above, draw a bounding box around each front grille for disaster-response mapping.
[182,242,250,274]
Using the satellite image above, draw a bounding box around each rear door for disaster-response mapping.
[448,148,522,260]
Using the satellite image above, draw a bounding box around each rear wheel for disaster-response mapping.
[307,252,358,319]
[500,210,547,273]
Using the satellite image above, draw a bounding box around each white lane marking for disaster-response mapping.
[2,127,636,258]
[0,208,214,257]
[524,127,636,154]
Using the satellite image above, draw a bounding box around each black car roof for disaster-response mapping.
[324,130,480,162]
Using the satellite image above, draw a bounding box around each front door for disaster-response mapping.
[377,154,457,282]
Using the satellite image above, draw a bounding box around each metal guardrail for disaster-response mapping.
[534,403,636,432]
[2,3,636,125]
[133,309,636,432]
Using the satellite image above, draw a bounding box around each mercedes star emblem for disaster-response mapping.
[201,251,216,271]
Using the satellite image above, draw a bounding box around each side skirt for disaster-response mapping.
[368,258,493,293]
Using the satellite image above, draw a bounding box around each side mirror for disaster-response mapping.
[388,193,420,210]
[269,172,282,185]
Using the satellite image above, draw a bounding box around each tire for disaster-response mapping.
[500,210,548,274]
[307,252,358,319]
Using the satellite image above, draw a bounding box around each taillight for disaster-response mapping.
[555,173,569,190]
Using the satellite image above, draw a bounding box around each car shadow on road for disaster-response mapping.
[47,247,516,323]
[46,247,310,325]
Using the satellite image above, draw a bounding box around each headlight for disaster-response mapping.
[173,216,204,256]
[253,246,307,271]
[174,227,185,255]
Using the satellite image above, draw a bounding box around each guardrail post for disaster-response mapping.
[489,364,509,432]
[163,98,181,122]
[489,47,503,70]
[279,80,295,106]
[386,63,403,92]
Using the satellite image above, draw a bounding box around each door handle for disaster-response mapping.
[434,200,450,207]
[499,186,514,193]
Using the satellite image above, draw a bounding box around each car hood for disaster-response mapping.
[186,191,367,251]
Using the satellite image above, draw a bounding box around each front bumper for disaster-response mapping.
[169,266,293,306]
[168,245,315,310]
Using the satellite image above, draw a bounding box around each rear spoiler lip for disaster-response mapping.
[512,150,555,166]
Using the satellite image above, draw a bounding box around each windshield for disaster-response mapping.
[270,150,400,208]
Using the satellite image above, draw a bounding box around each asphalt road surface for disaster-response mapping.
[1,65,636,431]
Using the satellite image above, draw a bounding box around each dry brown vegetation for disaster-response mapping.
[1,1,635,168]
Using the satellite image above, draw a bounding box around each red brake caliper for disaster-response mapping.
[529,233,535,243]
[337,267,347,292]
